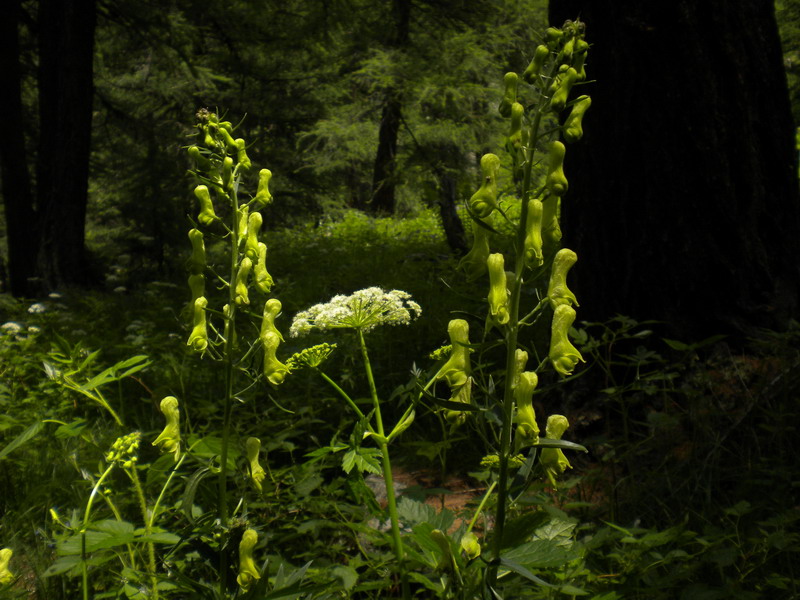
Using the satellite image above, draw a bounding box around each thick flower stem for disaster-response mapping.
[357,329,409,600]
[81,464,116,600]
[129,465,158,600]
[218,181,240,595]
[487,71,551,591]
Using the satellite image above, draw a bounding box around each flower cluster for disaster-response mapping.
[105,431,141,468]
[286,343,337,370]
[289,287,421,336]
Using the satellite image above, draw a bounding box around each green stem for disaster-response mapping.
[488,63,554,591]
[81,464,116,600]
[356,329,409,600]
[128,465,158,600]
[218,173,241,595]
[96,489,137,570]
[317,369,371,426]
[149,455,187,528]
[467,481,497,534]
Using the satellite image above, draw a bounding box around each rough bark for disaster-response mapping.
[36,0,97,289]
[0,0,38,296]
[437,172,468,254]
[549,0,800,339]
[370,94,403,214]
[368,0,411,215]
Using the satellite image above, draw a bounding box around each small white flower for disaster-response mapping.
[27,303,46,314]
[1,322,23,335]
[114,286,127,294]
[27,326,41,334]
[48,292,63,299]
[290,287,422,337]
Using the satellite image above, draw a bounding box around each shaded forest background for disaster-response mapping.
[1,0,800,338]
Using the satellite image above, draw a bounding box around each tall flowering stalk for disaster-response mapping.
[185,110,280,594]
[446,20,591,592]
[290,287,421,599]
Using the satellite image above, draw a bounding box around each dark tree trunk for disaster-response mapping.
[36,0,97,289]
[549,1,800,339]
[370,95,403,214]
[437,172,468,255]
[0,0,39,296]
[368,0,411,215]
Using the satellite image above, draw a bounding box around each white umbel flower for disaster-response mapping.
[290,287,421,336]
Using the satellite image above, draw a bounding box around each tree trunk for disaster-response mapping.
[370,94,403,214]
[437,172,468,254]
[0,0,38,296]
[549,1,800,339]
[368,0,411,215]
[36,0,97,289]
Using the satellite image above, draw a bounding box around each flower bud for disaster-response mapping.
[194,185,217,226]
[571,39,589,81]
[523,198,544,267]
[253,242,274,293]
[487,253,510,325]
[218,126,237,152]
[523,45,550,83]
[549,305,584,376]
[188,145,212,172]
[188,297,209,352]
[545,27,564,51]
[468,154,501,218]
[458,223,491,281]
[551,68,579,113]
[547,248,579,309]
[545,141,568,197]
[245,437,266,493]
[235,257,253,306]
[188,228,206,275]
[563,95,591,143]
[514,371,539,451]
[152,396,181,461]
[237,529,261,591]
[541,414,572,487]
[498,72,519,117]
[255,169,273,206]
[460,531,481,560]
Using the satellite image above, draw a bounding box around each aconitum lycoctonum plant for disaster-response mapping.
[437,19,592,593]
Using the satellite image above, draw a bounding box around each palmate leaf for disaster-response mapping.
[341,447,382,474]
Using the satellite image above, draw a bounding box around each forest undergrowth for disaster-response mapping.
[1,19,799,600]
[1,208,798,599]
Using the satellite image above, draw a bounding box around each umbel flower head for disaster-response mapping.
[286,343,337,370]
[289,287,421,336]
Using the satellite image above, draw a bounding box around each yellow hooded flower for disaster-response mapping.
[152,396,181,461]
[549,304,584,376]
[237,529,261,591]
